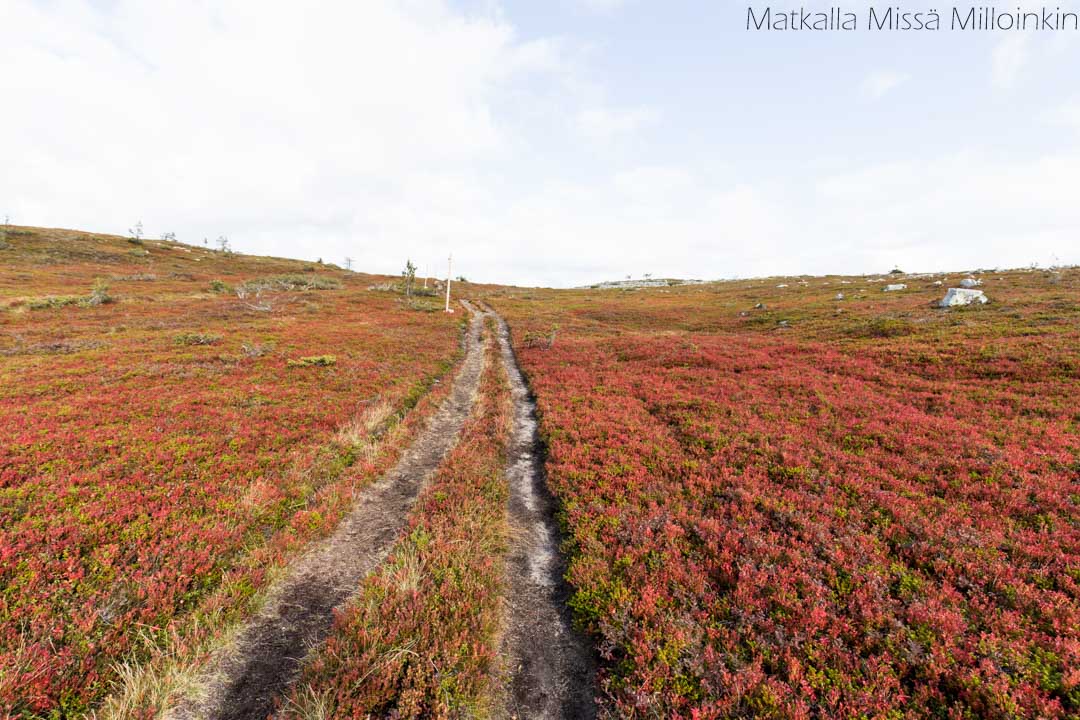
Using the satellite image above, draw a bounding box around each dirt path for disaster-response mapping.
[491,311,597,720]
[168,306,488,720]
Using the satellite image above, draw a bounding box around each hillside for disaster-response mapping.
[2,226,1078,718]
[0,227,463,716]
[481,266,1080,717]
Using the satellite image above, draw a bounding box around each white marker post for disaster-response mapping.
[444,254,453,313]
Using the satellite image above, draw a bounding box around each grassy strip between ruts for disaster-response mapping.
[282,318,512,720]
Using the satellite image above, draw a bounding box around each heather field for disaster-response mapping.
[0,228,462,716]
[3,227,1079,719]
[486,270,1080,718]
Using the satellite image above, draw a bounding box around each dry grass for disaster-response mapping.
[335,398,399,463]
[281,687,336,720]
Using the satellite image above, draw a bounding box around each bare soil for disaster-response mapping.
[167,307,488,720]
[491,311,598,720]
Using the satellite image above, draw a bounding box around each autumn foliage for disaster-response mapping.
[489,269,1080,717]
[283,320,512,719]
[0,228,461,716]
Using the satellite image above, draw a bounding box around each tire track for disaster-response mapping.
[168,306,488,720]
[491,310,597,720]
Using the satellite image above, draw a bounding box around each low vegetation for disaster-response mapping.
[486,268,1080,717]
[0,228,461,717]
[283,322,512,718]
[4,226,1077,718]
[286,354,337,368]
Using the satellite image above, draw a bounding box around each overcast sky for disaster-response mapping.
[4,1,1079,286]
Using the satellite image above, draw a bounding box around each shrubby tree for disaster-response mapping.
[402,259,417,297]
[128,221,144,244]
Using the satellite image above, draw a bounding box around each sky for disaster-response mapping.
[3,0,1079,287]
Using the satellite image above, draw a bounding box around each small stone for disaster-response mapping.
[883,284,907,292]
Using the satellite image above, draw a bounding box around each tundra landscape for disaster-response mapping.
[0,226,1076,719]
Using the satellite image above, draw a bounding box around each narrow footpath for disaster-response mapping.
[492,310,598,720]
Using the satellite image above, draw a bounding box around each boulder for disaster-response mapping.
[960,278,982,288]
[883,284,907,292]
[835,292,845,300]
[940,288,988,307]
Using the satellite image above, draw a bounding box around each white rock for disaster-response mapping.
[960,278,982,288]
[776,283,788,288]
[940,288,989,307]
[933,280,943,286]
[835,292,845,300]
[883,284,907,292]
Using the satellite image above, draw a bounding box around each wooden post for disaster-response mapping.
[444,254,452,312]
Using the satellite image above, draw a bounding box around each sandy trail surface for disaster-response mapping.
[491,310,597,720]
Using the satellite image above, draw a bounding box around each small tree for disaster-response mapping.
[0,215,9,249]
[216,235,231,253]
[402,259,417,298]
[160,231,176,241]
[86,279,114,306]
[344,256,353,271]
[128,221,144,244]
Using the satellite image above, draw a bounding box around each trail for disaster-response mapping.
[491,310,597,720]
[168,305,488,720]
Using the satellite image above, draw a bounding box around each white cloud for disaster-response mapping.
[575,106,659,142]
[991,34,1031,89]
[0,0,531,261]
[576,0,631,14]
[861,71,910,100]
[614,166,693,199]
[2,0,1078,287]
[1048,99,1080,129]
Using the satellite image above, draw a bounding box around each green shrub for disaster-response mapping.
[27,281,114,310]
[174,333,222,346]
[28,296,81,310]
[287,355,337,368]
[240,342,275,358]
[270,275,341,290]
[236,275,342,295]
[85,280,114,306]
